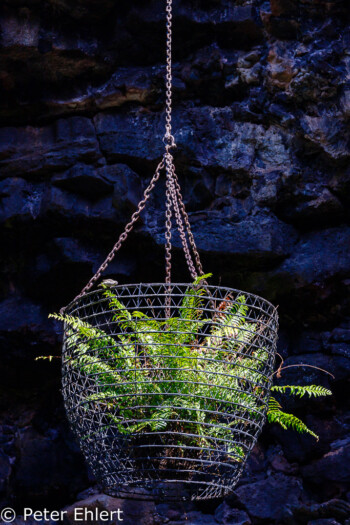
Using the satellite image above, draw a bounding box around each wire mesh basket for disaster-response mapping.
[62,282,278,501]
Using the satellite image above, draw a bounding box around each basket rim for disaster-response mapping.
[64,282,278,314]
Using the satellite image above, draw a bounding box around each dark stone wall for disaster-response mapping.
[0,0,349,523]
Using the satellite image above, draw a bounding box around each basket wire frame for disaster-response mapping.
[62,283,278,501]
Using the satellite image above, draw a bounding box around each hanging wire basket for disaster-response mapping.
[61,282,278,501]
[57,0,279,502]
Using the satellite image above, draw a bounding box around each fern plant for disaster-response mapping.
[46,275,331,466]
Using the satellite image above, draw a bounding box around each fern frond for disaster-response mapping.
[179,288,205,321]
[268,397,319,440]
[149,406,174,431]
[271,385,332,398]
[50,313,118,359]
[268,396,282,411]
[49,312,93,331]
[193,273,212,285]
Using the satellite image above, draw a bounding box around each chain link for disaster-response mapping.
[164,0,176,148]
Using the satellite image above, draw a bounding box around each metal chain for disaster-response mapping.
[171,167,205,276]
[162,0,204,282]
[164,0,176,149]
[66,159,165,309]
[164,0,175,316]
[164,153,173,286]
[164,153,173,317]
[167,162,197,280]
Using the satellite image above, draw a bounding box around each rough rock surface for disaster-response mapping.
[0,0,349,524]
